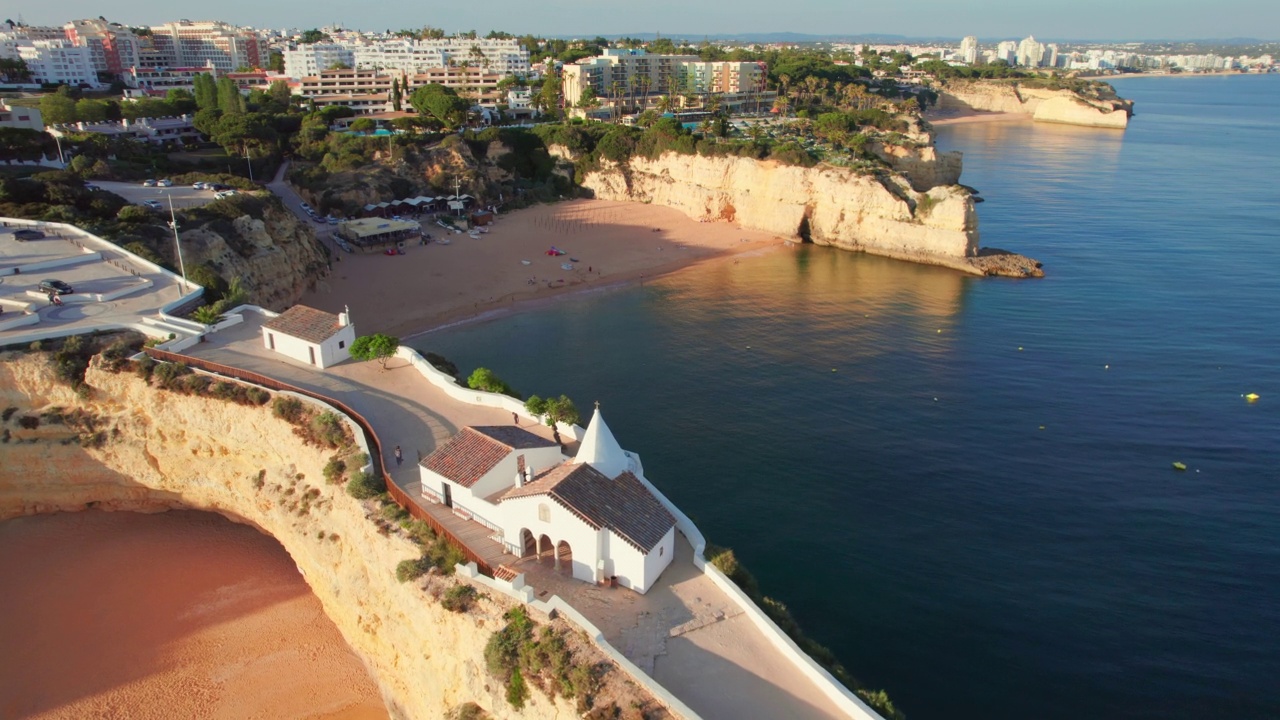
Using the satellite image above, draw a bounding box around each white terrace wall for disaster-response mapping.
[396,346,586,442]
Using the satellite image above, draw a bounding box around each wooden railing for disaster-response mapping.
[143,347,494,575]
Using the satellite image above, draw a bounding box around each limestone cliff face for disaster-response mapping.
[181,200,329,310]
[937,80,1133,129]
[582,152,980,266]
[0,356,582,720]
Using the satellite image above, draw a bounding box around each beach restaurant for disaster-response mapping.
[360,194,475,218]
[337,218,422,250]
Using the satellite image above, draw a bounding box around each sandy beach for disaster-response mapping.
[301,199,787,338]
[0,511,388,720]
[925,109,1032,126]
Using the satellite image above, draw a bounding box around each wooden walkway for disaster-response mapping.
[400,478,519,571]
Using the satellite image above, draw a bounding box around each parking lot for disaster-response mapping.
[92,181,225,210]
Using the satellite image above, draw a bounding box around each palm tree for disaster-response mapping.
[191,304,224,326]
[655,94,672,114]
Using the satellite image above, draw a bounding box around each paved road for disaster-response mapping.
[265,161,338,253]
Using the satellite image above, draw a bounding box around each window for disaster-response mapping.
[338,340,345,349]
[538,504,550,523]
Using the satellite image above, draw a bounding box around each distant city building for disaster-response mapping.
[296,65,505,113]
[124,63,219,93]
[996,40,1018,65]
[282,37,529,80]
[1016,35,1046,67]
[148,20,266,73]
[562,49,766,106]
[46,115,202,144]
[17,39,100,88]
[959,36,979,65]
[63,19,142,76]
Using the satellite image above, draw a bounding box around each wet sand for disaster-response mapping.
[302,199,785,338]
[0,510,388,720]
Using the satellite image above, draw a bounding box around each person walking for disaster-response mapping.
[512,411,519,425]
[394,446,403,466]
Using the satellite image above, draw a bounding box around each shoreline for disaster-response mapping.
[924,110,1032,126]
[300,198,789,342]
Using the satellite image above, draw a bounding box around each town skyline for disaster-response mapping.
[10,1,1279,43]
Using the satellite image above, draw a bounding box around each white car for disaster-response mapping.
[214,190,239,200]
[192,181,208,190]
[300,202,310,211]
[157,179,173,187]
[143,179,157,187]
[142,200,163,210]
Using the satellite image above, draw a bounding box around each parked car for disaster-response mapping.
[38,279,74,295]
[192,181,208,190]
[84,183,101,191]
[327,216,339,225]
[209,183,231,191]
[157,178,173,187]
[299,202,310,211]
[214,190,238,200]
[313,214,326,223]
[142,179,158,187]
[141,199,163,210]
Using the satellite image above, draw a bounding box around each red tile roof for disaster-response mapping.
[502,464,675,553]
[263,305,343,344]
[421,426,555,488]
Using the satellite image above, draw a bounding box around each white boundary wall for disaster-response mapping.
[395,346,585,442]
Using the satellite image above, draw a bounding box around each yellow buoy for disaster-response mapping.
[1245,393,1260,403]
[1172,462,1187,471]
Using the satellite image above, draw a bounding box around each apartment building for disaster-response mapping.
[282,37,529,80]
[125,63,218,92]
[149,21,265,73]
[17,39,101,88]
[296,65,503,111]
[562,49,765,104]
[63,19,142,75]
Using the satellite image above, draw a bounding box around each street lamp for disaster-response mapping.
[244,149,254,183]
[165,192,188,293]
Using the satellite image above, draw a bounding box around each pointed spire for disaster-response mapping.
[574,404,628,478]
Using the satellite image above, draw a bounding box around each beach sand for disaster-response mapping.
[925,109,1032,126]
[0,510,388,720]
[301,199,787,338]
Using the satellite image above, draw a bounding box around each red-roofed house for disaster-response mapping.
[261,304,356,369]
[419,408,676,593]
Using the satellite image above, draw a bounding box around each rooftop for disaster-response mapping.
[421,426,556,488]
[262,304,344,344]
[502,463,675,552]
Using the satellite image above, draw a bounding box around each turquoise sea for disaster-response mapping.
[418,75,1280,719]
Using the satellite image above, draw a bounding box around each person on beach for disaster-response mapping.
[512,412,519,425]
[394,446,403,466]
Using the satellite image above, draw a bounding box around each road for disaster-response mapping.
[265,161,339,254]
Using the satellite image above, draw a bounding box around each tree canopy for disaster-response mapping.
[409,84,470,129]
[349,334,400,368]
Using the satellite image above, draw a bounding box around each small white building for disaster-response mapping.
[261,304,355,369]
[419,408,676,594]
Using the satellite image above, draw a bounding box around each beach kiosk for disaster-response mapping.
[261,304,355,369]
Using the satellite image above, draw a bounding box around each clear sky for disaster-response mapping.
[13,0,1280,41]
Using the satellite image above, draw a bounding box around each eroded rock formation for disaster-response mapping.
[936,80,1133,129]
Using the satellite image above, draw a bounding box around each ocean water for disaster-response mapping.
[418,75,1280,720]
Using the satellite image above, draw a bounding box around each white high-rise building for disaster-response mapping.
[1016,35,1046,67]
[959,36,979,65]
[148,20,266,72]
[284,43,355,78]
[996,40,1018,65]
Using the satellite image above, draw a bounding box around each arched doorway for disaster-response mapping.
[520,529,536,558]
[556,540,572,576]
[538,534,553,563]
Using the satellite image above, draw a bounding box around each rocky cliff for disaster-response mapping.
[581,151,1001,273]
[0,352,659,719]
[181,199,330,310]
[936,80,1133,129]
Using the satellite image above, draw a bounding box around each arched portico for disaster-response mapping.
[538,534,553,561]
[519,529,536,558]
[556,540,572,575]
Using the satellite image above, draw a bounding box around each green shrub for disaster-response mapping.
[50,334,95,389]
[346,470,385,499]
[396,556,431,583]
[308,411,348,448]
[1,407,16,422]
[506,667,528,709]
[17,415,39,430]
[467,367,521,399]
[181,374,212,394]
[134,354,155,381]
[442,584,478,613]
[245,387,270,405]
[152,361,192,388]
[323,456,346,485]
[424,352,460,380]
[272,395,304,423]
